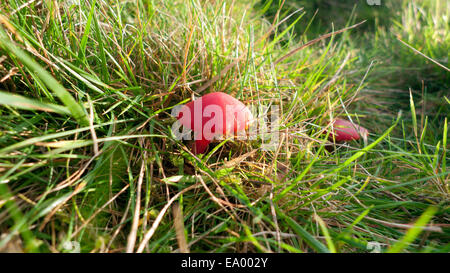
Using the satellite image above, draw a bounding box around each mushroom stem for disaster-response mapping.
[194,138,211,154]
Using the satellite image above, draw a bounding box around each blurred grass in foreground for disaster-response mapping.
[0,0,448,253]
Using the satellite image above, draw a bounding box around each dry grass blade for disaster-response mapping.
[126,156,146,253]
[172,202,189,253]
[1,0,448,254]
[136,184,200,253]
[106,198,132,252]
[70,184,130,239]
[366,216,443,232]
[197,173,245,210]
[196,59,240,94]
[87,96,99,156]
[396,36,450,72]
[38,181,87,231]
[274,21,366,65]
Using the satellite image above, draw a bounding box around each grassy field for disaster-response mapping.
[0,0,448,253]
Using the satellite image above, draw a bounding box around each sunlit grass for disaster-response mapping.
[0,0,448,253]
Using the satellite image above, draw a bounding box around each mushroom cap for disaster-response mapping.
[176,92,253,154]
[177,92,253,139]
[331,118,368,142]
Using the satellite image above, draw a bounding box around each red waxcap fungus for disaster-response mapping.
[330,118,368,142]
[176,92,253,154]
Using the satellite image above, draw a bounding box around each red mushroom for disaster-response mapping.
[330,118,368,142]
[176,92,253,154]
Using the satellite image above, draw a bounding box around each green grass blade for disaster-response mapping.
[387,206,438,253]
[0,91,70,115]
[79,0,97,60]
[0,28,89,126]
[276,207,330,253]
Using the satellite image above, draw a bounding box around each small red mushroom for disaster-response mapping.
[176,92,253,154]
[330,118,368,142]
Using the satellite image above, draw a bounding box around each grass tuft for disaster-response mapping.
[0,0,448,253]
